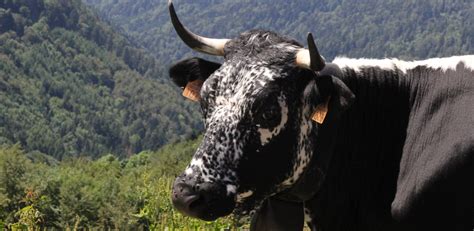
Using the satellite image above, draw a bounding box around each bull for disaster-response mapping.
[167,1,474,230]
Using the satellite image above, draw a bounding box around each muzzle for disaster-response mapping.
[172,174,236,221]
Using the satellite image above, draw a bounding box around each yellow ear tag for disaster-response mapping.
[311,97,330,124]
[182,79,204,101]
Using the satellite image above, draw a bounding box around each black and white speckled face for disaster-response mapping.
[172,30,323,219]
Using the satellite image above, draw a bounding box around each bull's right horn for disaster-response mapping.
[295,33,326,71]
[168,0,230,56]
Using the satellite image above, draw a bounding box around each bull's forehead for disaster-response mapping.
[223,30,303,60]
[210,61,279,101]
[200,30,303,108]
[202,53,300,111]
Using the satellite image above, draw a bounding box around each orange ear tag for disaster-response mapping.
[182,79,204,101]
[311,97,330,124]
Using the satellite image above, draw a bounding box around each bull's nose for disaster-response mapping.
[172,182,200,217]
[171,180,236,221]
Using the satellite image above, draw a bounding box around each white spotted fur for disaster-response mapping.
[333,55,474,73]
[187,61,285,187]
[280,81,316,186]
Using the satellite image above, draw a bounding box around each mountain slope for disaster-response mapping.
[0,0,202,159]
[83,0,474,63]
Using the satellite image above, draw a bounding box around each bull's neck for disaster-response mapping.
[311,65,413,226]
[335,66,412,168]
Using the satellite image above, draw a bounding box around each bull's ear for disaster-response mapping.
[312,75,355,123]
[169,57,221,101]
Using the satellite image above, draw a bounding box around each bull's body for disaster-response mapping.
[300,58,474,230]
[166,1,474,230]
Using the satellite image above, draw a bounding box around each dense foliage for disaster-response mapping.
[0,0,202,159]
[83,0,474,63]
[0,140,246,230]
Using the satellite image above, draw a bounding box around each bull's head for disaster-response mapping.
[168,0,354,221]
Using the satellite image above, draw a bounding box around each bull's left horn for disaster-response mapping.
[296,33,326,71]
[168,0,230,56]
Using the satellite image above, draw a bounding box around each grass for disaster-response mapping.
[138,177,249,231]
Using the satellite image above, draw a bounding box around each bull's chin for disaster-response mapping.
[194,210,232,221]
[188,192,264,221]
[185,198,235,221]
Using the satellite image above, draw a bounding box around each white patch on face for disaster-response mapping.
[236,190,254,202]
[280,82,316,187]
[215,96,229,105]
[257,95,289,145]
[190,158,203,168]
[332,55,474,73]
[185,158,212,182]
[226,184,237,196]
[185,168,193,175]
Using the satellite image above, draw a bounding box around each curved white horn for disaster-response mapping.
[168,0,230,56]
[296,33,326,71]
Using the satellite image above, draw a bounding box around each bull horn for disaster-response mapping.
[168,0,230,56]
[296,33,326,71]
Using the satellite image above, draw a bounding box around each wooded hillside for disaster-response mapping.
[0,0,202,159]
[84,0,474,63]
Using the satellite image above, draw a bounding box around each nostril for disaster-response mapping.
[172,182,202,216]
[173,182,194,197]
[182,194,201,209]
[188,193,205,210]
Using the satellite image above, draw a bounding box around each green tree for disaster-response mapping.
[0,0,202,158]
[0,144,31,224]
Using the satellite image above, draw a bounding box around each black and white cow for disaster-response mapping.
[167,1,474,230]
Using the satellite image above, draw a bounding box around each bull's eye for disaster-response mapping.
[254,97,282,129]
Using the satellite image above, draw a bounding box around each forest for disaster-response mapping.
[83,0,474,63]
[0,0,202,159]
[1,0,473,229]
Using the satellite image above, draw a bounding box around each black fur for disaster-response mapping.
[169,57,221,88]
[307,64,474,231]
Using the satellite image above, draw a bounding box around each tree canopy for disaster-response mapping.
[0,0,202,159]
[84,0,474,63]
